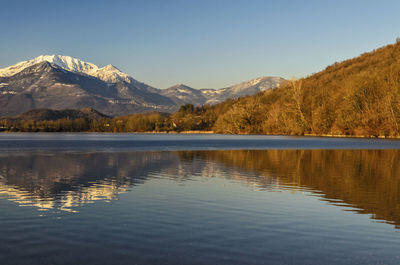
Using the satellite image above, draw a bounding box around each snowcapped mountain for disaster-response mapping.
[222,76,284,93]
[163,76,285,106]
[0,55,133,84]
[0,60,175,116]
[201,76,285,105]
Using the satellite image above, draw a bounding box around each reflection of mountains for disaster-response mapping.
[0,150,399,228]
[0,152,180,212]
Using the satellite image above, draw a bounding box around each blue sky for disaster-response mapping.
[1,0,399,88]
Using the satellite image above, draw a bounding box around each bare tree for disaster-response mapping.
[289,77,309,130]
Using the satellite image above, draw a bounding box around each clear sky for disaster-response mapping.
[1,0,399,89]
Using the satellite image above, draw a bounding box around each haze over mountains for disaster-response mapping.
[0,55,284,116]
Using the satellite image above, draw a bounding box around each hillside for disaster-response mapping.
[13,108,109,121]
[210,41,400,136]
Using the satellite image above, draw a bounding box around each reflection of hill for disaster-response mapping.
[190,150,400,228]
[0,150,399,228]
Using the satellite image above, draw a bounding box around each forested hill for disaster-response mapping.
[211,41,400,136]
[2,41,400,137]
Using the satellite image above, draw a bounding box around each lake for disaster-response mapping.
[1,134,400,265]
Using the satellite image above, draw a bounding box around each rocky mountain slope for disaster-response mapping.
[160,84,208,106]
[0,59,176,116]
[0,55,132,84]
[202,76,285,105]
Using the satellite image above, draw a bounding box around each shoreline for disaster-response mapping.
[1,130,400,139]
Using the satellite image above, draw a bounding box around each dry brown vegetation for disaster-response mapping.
[212,41,400,136]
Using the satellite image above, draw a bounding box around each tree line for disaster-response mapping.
[0,104,220,133]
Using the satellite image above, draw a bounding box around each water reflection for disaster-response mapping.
[188,150,400,228]
[0,152,178,212]
[0,150,399,228]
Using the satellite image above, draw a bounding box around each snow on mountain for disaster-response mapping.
[0,55,132,84]
[0,61,177,116]
[0,55,286,115]
[226,76,284,93]
[162,76,285,106]
[161,84,207,106]
[91,64,133,84]
[0,55,95,77]
[200,76,285,105]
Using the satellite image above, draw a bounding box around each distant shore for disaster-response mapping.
[2,129,400,139]
[303,133,400,139]
[143,132,400,139]
[139,130,215,134]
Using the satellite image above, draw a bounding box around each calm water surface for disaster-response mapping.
[1,134,400,265]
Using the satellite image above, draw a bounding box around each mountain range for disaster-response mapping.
[0,55,284,116]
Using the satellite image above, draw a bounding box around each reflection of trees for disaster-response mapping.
[189,150,400,228]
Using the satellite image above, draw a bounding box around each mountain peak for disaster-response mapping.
[227,76,285,92]
[169,83,193,89]
[12,61,62,77]
[0,55,133,84]
[93,64,132,83]
[33,54,99,74]
[102,64,120,71]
